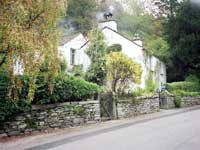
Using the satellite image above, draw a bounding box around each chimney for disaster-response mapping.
[98,12,117,31]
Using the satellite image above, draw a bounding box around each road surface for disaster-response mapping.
[24,108,200,150]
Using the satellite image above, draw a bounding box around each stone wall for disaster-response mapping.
[117,95,160,119]
[181,96,200,107]
[0,101,100,137]
[160,93,175,109]
[160,92,200,109]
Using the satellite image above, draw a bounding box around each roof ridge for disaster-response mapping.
[102,26,143,48]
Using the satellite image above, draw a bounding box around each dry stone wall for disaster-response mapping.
[160,93,175,109]
[0,101,100,137]
[117,95,160,119]
[181,96,200,107]
[160,92,200,109]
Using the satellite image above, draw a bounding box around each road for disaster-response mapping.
[24,108,200,150]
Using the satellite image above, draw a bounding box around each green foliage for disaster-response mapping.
[174,96,182,108]
[107,44,122,54]
[116,0,152,38]
[67,0,97,33]
[0,67,9,100]
[185,74,200,83]
[144,36,170,62]
[73,105,86,116]
[85,29,107,85]
[0,0,66,101]
[166,82,200,93]
[0,68,31,123]
[85,63,106,86]
[117,12,155,39]
[167,74,200,107]
[105,52,142,93]
[132,88,146,97]
[145,72,157,93]
[164,0,200,81]
[71,65,84,78]
[0,99,31,123]
[131,72,158,97]
[34,74,100,104]
[172,90,200,98]
[155,0,179,17]
[86,29,107,62]
[59,59,68,73]
[116,1,170,63]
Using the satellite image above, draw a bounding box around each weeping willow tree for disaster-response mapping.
[0,0,66,101]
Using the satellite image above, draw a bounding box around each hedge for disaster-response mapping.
[34,74,100,104]
[166,81,200,92]
[0,70,30,123]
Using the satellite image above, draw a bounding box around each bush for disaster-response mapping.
[0,99,31,123]
[0,69,9,100]
[166,81,200,92]
[71,65,84,77]
[172,90,200,97]
[185,74,199,83]
[145,72,157,93]
[132,88,146,97]
[107,44,122,53]
[0,69,31,123]
[34,73,100,104]
[174,96,182,108]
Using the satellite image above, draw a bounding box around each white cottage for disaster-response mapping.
[58,20,167,90]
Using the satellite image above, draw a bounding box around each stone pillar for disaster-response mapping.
[111,96,118,119]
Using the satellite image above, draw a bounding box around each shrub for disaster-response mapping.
[71,65,84,77]
[132,88,146,97]
[0,68,31,123]
[145,72,157,93]
[0,69,9,100]
[174,96,182,108]
[105,52,142,93]
[185,74,200,83]
[107,44,122,53]
[131,72,157,98]
[166,81,200,92]
[172,90,200,97]
[34,73,100,104]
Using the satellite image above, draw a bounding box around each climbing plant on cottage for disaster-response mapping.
[85,29,107,85]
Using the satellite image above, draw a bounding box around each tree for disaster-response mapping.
[117,12,155,39]
[164,0,200,81]
[116,0,170,63]
[0,0,66,101]
[85,29,107,85]
[67,0,97,33]
[105,52,142,93]
[154,0,179,17]
[144,36,170,62]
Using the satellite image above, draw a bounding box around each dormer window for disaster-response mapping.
[70,48,76,65]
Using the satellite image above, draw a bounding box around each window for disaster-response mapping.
[70,48,76,65]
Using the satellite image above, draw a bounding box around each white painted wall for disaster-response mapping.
[58,21,167,91]
[98,21,118,31]
[101,27,167,90]
[102,27,147,89]
[58,34,90,72]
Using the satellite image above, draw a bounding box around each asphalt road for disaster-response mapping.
[27,108,200,150]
